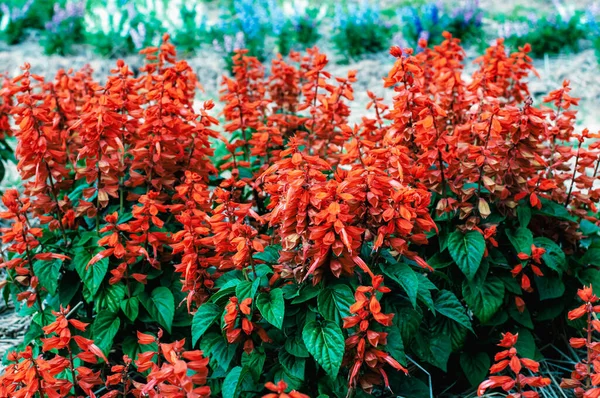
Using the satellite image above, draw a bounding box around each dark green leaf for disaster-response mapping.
[448,230,485,281]
[382,262,419,307]
[192,303,222,346]
[508,302,534,329]
[303,320,345,378]
[236,279,260,302]
[256,288,285,329]
[120,297,139,322]
[534,274,565,300]
[534,198,576,221]
[533,237,566,275]
[434,290,473,332]
[317,285,354,324]
[506,227,533,256]
[93,311,120,355]
[386,325,407,366]
[462,276,504,324]
[278,350,306,379]
[142,287,175,333]
[253,244,281,264]
[285,333,310,358]
[222,366,249,398]
[460,352,490,387]
[74,248,109,299]
[201,332,237,371]
[33,259,62,296]
[517,205,531,227]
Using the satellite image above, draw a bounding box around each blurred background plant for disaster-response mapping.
[84,0,136,57]
[397,0,483,48]
[41,0,85,55]
[172,3,210,54]
[332,0,392,61]
[497,0,588,57]
[0,0,34,45]
[212,0,279,62]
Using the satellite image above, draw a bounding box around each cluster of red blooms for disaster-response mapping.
[343,275,407,393]
[223,296,271,353]
[478,332,551,397]
[0,29,599,396]
[561,286,600,397]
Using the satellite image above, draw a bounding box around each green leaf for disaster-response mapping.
[448,230,485,281]
[303,320,345,378]
[508,302,534,329]
[192,303,222,346]
[506,227,533,256]
[416,273,437,312]
[434,290,473,332]
[291,284,321,304]
[533,237,566,275]
[122,334,157,367]
[414,331,452,371]
[253,244,281,264]
[279,350,306,379]
[33,259,62,295]
[222,366,249,398]
[201,332,237,371]
[242,349,266,381]
[74,248,109,298]
[142,287,175,333]
[386,325,407,366]
[382,262,419,307]
[93,311,120,355]
[317,285,354,324]
[460,352,490,387]
[517,205,532,227]
[95,282,126,313]
[285,333,310,358]
[579,268,600,296]
[514,328,536,359]
[534,198,576,221]
[462,276,504,324]
[580,244,600,267]
[256,288,285,329]
[534,274,565,300]
[236,279,260,302]
[120,297,139,322]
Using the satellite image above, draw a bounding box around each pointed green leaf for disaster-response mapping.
[462,276,504,324]
[317,285,354,323]
[256,288,285,329]
[434,290,473,331]
[192,303,222,346]
[302,320,345,378]
[448,230,485,281]
[142,287,175,333]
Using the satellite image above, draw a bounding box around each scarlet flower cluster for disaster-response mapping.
[0,30,599,397]
[561,286,600,397]
[478,332,551,397]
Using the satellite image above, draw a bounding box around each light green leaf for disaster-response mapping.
[74,248,109,299]
[222,366,249,398]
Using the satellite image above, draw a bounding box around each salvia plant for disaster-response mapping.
[332,0,392,61]
[2,32,600,397]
